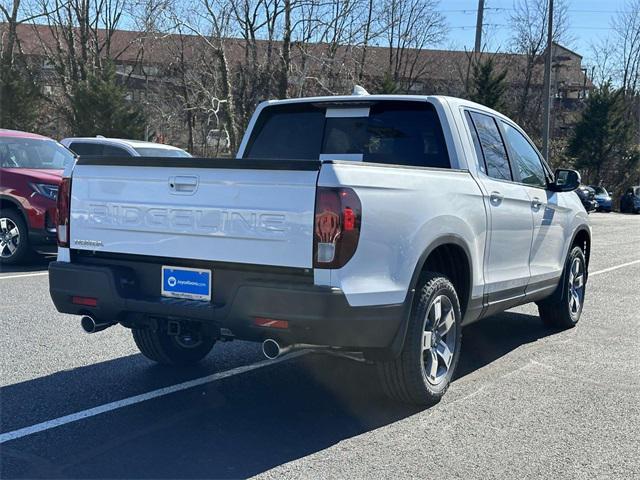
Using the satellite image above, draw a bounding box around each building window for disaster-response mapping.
[144,65,159,76]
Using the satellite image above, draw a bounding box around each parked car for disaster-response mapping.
[620,186,640,214]
[49,94,590,406]
[589,185,613,212]
[576,185,598,213]
[60,137,191,158]
[0,129,75,264]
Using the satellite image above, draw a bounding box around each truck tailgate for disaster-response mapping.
[69,159,319,268]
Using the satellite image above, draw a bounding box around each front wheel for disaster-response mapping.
[0,209,31,265]
[377,272,462,406]
[537,246,587,329]
[132,327,215,365]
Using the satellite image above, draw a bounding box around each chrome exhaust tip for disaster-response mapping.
[262,338,282,360]
[80,315,114,334]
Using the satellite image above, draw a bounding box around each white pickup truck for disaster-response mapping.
[49,94,590,405]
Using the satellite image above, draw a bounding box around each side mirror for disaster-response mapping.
[549,168,581,192]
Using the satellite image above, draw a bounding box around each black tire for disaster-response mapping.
[132,327,215,365]
[0,209,32,265]
[537,246,587,329]
[376,272,462,406]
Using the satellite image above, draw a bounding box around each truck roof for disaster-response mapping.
[260,94,508,120]
[61,137,184,151]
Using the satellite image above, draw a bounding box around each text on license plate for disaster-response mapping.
[161,266,211,301]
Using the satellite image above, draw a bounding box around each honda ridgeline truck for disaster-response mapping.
[49,94,591,406]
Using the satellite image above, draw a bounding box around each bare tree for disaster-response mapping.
[509,0,571,130]
[611,0,640,95]
[376,0,446,92]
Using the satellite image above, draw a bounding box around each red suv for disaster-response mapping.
[0,129,75,264]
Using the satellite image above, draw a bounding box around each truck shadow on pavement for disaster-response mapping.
[1,310,554,479]
[0,254,53,274]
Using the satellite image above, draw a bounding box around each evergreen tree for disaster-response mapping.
[470,57,507,110]
[0,66,41,131]
[68,64,146,138]
[377,73,401,94]
[568,82,639,185]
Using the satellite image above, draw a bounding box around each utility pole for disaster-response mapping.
[474,0,485,52]
[542,0,554,161]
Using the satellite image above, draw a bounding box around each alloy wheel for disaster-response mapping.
[568,257,585,319]
[0,217,21,259]
[421,294,457,386]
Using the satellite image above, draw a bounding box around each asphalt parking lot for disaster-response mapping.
[1,212,639,479]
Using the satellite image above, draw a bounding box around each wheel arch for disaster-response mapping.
[571,226,591,273]
[543,225,591,305]
[384,235,473,360]
[0,195,28,222]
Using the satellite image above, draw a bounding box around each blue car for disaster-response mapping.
[620,186,640,214]
[589,185,613,212]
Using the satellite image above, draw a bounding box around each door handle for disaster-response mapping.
[169,176,199,194]
[490,191,503,205]
[531,197,543,209]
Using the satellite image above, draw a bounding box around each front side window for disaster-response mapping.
[468,112,512,181]
[0,137,74,169]
[501,122,546,188]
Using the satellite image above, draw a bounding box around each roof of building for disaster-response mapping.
[10,23,592,89]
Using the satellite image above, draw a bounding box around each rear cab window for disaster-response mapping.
[244,100,450,169]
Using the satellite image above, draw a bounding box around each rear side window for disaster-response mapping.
[244,101,450,168]
[468,111,512,181]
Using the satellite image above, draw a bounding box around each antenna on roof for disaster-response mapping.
[352,85,369,96]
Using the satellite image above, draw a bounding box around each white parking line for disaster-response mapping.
[0,351,306,444]
[590,259,640,277]
[0,259,638,281]
[0,272,49,280]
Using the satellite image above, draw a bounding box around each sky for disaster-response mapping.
[440,0,629,64]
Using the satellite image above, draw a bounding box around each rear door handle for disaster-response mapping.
[490,191,503,205]
[531,197,543,209]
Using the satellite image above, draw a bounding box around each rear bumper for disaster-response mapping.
[48,260,405,349]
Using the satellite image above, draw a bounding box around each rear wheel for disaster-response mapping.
[132,326,215,365]
[376,272,462,406]
[0,209,31,265]
[538,246,587,329]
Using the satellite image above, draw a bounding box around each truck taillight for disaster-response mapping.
[56,177,71,247]
[313,187,361,269]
